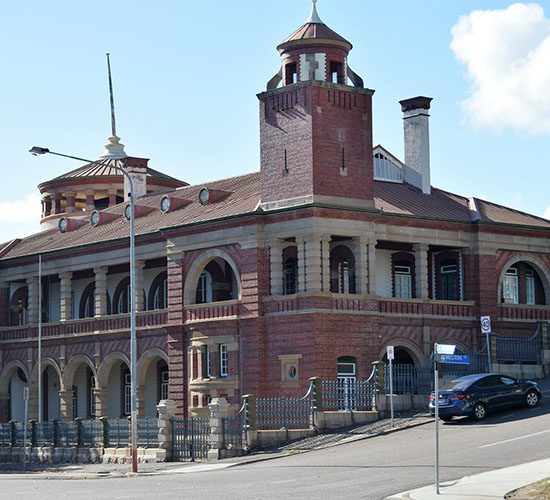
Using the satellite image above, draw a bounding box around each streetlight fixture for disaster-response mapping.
[29,146,139,473]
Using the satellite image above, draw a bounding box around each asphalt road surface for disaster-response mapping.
[2,381,550,500]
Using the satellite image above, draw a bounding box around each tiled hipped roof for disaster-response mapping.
[1,174,549,261]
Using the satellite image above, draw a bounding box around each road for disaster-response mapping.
[2,382,550,500]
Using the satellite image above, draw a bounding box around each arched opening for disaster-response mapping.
[41,365,61,421]
[501,262,546,305]
[70,363,96,418]
[381,347,416,365]
[104,359,130,418]
[148,271,167,310]
[113,277,131,314]
[8,368,28,421]
[9,286,28,326]
[79,283,111,318]
[330,245,356,294]
[195,258,238,304]
[142,359,168,418]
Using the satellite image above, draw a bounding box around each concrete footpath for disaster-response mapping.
[385,458,550,500]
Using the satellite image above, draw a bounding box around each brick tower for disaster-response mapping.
[258,1,375,210]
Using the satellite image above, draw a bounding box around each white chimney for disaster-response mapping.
[400,96,433,194]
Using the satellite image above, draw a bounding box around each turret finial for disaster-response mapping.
[307,0,323,24]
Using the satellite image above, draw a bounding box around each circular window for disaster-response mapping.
[288,365,297,379]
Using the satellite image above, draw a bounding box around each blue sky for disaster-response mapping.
[1,0,549,243]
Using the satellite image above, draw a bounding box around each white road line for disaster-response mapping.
[478,429,550,449]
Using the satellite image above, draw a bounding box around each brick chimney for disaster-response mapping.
[400,96,433,195]
[123,157,149,200]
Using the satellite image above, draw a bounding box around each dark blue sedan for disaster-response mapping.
[428,373,542,421]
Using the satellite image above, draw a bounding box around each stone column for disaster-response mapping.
[26,276,39,324]
[320,235,331,292]
[65,191,76,214]
[59,272,73,321]
[136,385,146,418]
[42,196,52,218]
[208,398,230,460]
[108,189,118,208]
[367,240,377,294]
[51,194,61,215]
[297,237,306,293]
[305,235,322,293]
[85,191,95,212]
[269,240,283,296]
[94,267,108,317]
[167,252,184,326]
[135,260,145,312]
[58,389,74,420]
[188,345,197,381]
[355,236,368,294]
[0,281,9,326]
[196,345,206,380]
[93,388,109,417]
[414,244,429,299]
[157,399,177,461]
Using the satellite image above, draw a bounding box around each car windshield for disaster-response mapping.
[440,378,474,391]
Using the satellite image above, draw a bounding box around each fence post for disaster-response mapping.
[309,377,324,430]
[372,361,385,411]
[242,395,257,449]
[74,418,83,447]
[156,399,176,462]
[99,417,108,448]
[9,420,15,447]
[29,420,36,447]
[207,398,230,460]
[490,334,498,371]
[52,419,58,447]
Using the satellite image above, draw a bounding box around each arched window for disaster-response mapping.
[113,277,131,314]
[9,286,28,326]
[196,270,213,304]
[79,283,111,318]
[284,258,298,295]
[148,272,168,310]
[195,258,237,304]
[502,263,545,305]
[439,259,458,301]
[79,283,95,318]
[330,245,356,294]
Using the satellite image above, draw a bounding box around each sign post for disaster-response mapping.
[23,386,29,472]
[387,346,395,428]
[480,316,492,373]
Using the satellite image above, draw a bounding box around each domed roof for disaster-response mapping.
[277,1,352,52]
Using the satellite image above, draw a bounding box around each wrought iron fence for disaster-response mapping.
[79,419,102,447]
[106,418,130,447]
[137,418,159,448]
[172,417,210,461]
[0,422,10,446]
[496,329,542,364]
[384,364,433,395]
[33,421,54,446]
[323,378,376,411]
[12,422,24,446]
[222,408,246,450]
[256,384,313,430]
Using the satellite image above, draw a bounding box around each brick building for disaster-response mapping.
[1,3,549,422]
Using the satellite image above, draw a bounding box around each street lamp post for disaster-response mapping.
[29,146,139,473]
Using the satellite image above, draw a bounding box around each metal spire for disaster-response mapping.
[306,0,323,24]
[101,53,127,158]
[106,53,117,137]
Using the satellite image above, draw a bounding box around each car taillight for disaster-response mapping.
[430,395,435,401]
[450,393,471,401]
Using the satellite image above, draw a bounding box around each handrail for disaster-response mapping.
[365,365,376,383]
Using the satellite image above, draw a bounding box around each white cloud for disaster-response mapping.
[0,194,41,222]
[451,3,550,134]
[0,195,41,243]
[544,206,550,219]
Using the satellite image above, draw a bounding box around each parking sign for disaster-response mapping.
[481,316,491,334]
[387,345,395,360]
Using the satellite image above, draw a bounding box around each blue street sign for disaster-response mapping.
[436,354,470,364]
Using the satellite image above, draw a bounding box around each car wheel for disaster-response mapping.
[472,402,486,420]
[440,416,453,422]
[525,390,540,408]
